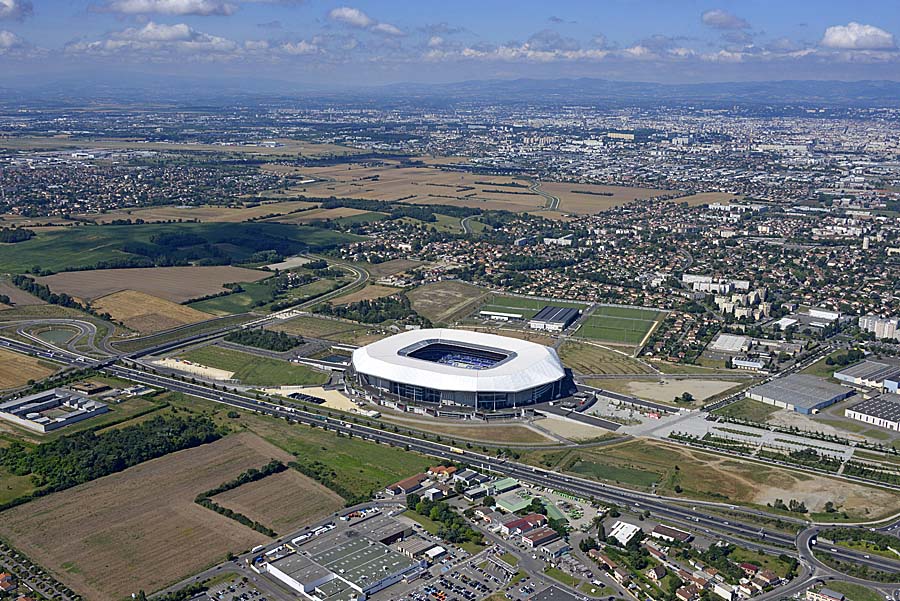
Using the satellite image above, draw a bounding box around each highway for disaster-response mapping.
[3,335,900,585]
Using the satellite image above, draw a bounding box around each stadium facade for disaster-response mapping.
[350,328,569,410]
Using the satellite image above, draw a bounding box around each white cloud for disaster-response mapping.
[0,28,22,50]
[821,22,895,50]
[427,35,443,48]
[68,21,238,55]
[101,0,236,15]
[281,39,319,54]
[701,9,749,30]
[328,6,373,28]
[0,0,32,21]
[328,6,403,36]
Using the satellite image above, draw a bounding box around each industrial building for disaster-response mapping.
[745,374,854,414]
[844,393,900,432]
[834,360,900,390]
[528,306,581,332]
[262,524,425,601]
[351,328,570,410]
[0,388,109,433]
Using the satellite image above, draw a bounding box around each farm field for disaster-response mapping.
[0,278,44,306]
[331,284,400,305]
[266,207,384,224]
[0,222,355,274]
[0,347,59,389]
[675,192,742,206]
[93,290,211,333]
[187,279,281,315]
[271,315,388,344]
[407,280,487,324]
[540,182,677,214]
[213,469,343,535]
[289,162,547,212]
[0,433,292,600]
[38,266,270,303]
[164,392,433,501]
[179,345,329,386]
[525,439,900,518]
[76,201,318,224]
[558,341,655,375]
[577,306,663,345]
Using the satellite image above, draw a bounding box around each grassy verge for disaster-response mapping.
[180,345,329,386]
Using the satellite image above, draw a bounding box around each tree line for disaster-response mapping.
[224,329,303,352]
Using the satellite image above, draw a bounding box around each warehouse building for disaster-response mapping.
[0,388,109,433]
[745,374,854,414]
[834,360,900,390]
[844,393,900,432]
[528,306,581,332]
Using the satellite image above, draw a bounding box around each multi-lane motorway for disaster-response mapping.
[3,334,900,588]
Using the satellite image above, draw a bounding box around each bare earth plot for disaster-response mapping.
[0,347,58,389]
[213,469,344,535]
[407,280,487,324]
[37,266,269,302]
[93,290,211,334]
[558,341,655,375]
[0,432,292,601]
[75,201,318,224]
[587,378,743,404]
[356,258,424,278]
[541,183,677,214]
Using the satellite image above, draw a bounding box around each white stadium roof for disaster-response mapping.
[352,328,565,393]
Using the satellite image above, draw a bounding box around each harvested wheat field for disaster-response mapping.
[214,469,343,534]
[38,266,269,303]
[407,280,486,323]
[77,201,318,224]
[0,279,44,307]
[333,284,400,305]
[0,348,58,389]
[541,182,677,214]
[93,290,211,333]
[0,433,292,600]
[268,207,378,224]
[675,192,742,206]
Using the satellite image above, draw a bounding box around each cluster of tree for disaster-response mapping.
[0,227,35,243]
[843,461,900,485]
[522,497,569,538]
[195,497,277,537]
[195,460,286,501]
[406,495,483,546]
[696,544,745,584]
[822,528,900,551]
[825,349,865,367]
[316,294,430,326]
[290,460,367,506]
[305,258,329,270]
[814,551,899,583]
[224,329,303,352]
[0,294,10,305]
[770,498,808,513]
[0,415,221,494]
[10,275,112,320]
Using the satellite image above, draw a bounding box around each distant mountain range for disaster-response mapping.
[3,74,899,108]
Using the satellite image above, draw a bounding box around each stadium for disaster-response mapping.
[350,328,570,410]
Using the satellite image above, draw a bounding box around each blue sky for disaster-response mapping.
[1,0,899,86]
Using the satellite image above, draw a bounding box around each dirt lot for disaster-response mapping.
[93,290,211,333]
[332,284,401,305]
[558,341,655,375]
[38,266,269,302]
[0,433,293,600]
[592,378,743,403]
[76,201,318,224]
[214,469,343,535]
[541,182,676,214]
[357,258,424,278]
[407,280,487,324]
[154,357,235,380]
[0,348,58,389]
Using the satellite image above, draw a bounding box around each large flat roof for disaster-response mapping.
[531,306,580,324]
[847,393,900,422]
[748,374,852,409]
[836,360,900,383]
[352,328,565,393]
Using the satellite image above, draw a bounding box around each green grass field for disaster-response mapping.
[188,280,279,315]
[569,460,661,488]
[180,345,329,386]
[822,582,883,601]
[558,341,655,375]
[712,398,778,422]
[577,306,663,345]
[112,314,256,353]
[0,222,356,274]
